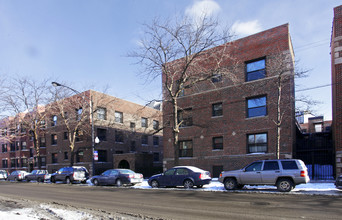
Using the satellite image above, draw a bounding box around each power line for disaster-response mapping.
[296,83,335,92]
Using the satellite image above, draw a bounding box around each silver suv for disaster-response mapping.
[218,159,310,192]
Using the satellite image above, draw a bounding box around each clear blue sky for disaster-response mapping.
[0,0,340,120]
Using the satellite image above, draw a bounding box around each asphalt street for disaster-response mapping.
[0,181,341,220]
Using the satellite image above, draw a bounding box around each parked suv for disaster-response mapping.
[50,166,89,184]
[218,159,310,192]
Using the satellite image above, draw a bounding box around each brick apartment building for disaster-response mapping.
[1,90,163,176]
[0,116,48,172]
[332,5,342,177]
[162,24,296,177]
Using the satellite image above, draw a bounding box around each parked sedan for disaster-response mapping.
[7,170,29,181]
[91,169,143,186]
[25,170,50,182]
[148,166,211,189]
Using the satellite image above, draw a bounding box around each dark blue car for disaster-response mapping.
[148,166,211,189]
[91,169,143,187]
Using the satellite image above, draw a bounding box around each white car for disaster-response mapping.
[0,170,8,180]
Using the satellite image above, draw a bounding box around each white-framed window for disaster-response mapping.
[115,111,123,123]
[97,107,106,120]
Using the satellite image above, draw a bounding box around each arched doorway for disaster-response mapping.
[118,160,130,169]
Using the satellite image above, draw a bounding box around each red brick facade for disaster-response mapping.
[1,90,163,176]
[162,24,296,176]
[332,5,342,176]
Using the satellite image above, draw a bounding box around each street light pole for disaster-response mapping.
[52,82,97,176]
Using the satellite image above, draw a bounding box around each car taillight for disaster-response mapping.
[129,174,134,179]
[199,174,203,179]
[219,173,222,178]
[300,170,307,177]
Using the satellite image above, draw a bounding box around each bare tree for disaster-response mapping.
[130,16,237,166]
[263,49,312,159]
[1,77,52,169]
[51,87,92,166]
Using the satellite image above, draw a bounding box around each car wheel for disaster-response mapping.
[37,178,42,183]
[26,177,30,182]
[224,178,238,190]
[277,179,294,192]
[151,180,159,188]
[65,177,72,184]
[14,177,18,182]
[183,179,194,189]
[116,179,122,187]
[51,177,56,183]
[93,179,100,186]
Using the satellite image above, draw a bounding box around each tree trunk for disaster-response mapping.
[70,149,74,166]
[276,77,282,159]
[34,133,41,169]
[173,99,179,166]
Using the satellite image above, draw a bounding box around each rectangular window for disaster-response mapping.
[21,141,27,150]
[2,144,7,153]
[263,161,280,171]
[247,133,267,153]
[130,122,136,132]
[76,108,83,121]
[21,158,27,167]
[141,117,148,128]
[10,143,15,152]
[153,120,159,130]
[247,96,267,118]
[41,157,46,166]
[153,136,159,146]
[115,130,124,143]
[51,153,58,163]
[98,150,107,162]
[141,135,148,145]
[11,159,15,168]
[281,161,298,170]
[315,123,323,132]
[64,132,68,140]
[246,58,266,81]
[40,136,46,148]
[212,103,223,117]
[97,128,107,141]
[51,115,57,126]
[2,159,8,168]
[16,141,20,151]
[179,140,193,157]
[40,120,46,129]
[64,152,68,160]
[153,153,160,162]
[97,107,106,120]
[76,150,84,162]
[75,130,82,142]
[115,111,123,123]
[213,137,223,150]
[51,134,57,145]
[178,108,193,127]
[130,141,136,152]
